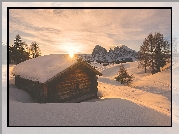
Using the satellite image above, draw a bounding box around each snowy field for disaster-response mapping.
[95,61,171,116]
[5,59,173,126]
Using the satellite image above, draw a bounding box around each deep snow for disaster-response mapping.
[97,61,171,116]
[9,98,170,126]
[7,59,172,126]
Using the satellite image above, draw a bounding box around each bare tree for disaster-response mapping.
[29,42,41,58]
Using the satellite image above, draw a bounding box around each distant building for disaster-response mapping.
[103,63,109,66]
[122,57,133,62]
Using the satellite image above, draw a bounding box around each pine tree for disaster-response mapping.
[153,33,170,73]
[138,32,170,74]
[115,64,134,85]
[9,34,30,64]
[138,38,151,73]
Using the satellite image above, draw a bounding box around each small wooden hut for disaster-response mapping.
[13,54,102,103]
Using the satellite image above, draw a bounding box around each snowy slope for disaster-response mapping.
[7,59,172,126]
[97,61,150,82]
[132,69,171,99]
[8,64,171,126]
[98,82,170,116]
[94,61,171,116]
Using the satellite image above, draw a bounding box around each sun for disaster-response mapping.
[60,43,81,58]
[69,52,74,58]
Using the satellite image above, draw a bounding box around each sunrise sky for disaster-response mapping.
[7,7,171,55]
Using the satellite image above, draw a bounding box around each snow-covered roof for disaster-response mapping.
[13,54,102,83]
[13,54,78,83]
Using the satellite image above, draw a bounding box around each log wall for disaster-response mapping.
[47,65,98,102]
[14,64,99,103]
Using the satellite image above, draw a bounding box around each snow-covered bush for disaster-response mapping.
[115,64,134,85]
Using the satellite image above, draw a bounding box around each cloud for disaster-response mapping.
[9,8,171,55]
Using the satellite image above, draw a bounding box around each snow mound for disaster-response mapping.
[9,85,34,103]
[13,54,77,83]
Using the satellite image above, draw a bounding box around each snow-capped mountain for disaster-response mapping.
[109,45,138,59]
[79,45,138,63]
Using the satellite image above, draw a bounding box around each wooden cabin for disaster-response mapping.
[122,57,133,62]
[103,63,109,66]
[14,54,102,103]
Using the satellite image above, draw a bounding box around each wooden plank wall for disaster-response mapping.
[47,65,98,102]
[14,64,99,103]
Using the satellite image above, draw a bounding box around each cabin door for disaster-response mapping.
[74,83,80,96]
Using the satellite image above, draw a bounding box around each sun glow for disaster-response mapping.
[69,52,74,58]
[61,43,81,58]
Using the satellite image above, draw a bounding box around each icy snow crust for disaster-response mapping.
[13,54,77,83]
